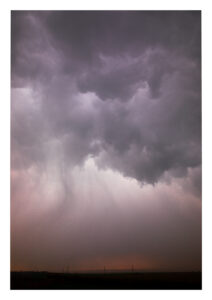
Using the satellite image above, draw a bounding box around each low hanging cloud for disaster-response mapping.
[11,11,201,272]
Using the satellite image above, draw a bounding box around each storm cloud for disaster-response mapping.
[11,11,201,272]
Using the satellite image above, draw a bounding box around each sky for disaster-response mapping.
[11,11,201,273]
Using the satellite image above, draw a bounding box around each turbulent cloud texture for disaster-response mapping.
[11,11,201,272]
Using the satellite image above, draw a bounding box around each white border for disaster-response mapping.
[6,0,202,10]
[1,1,212,299]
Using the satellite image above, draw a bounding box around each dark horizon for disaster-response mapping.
[11,269,202,273]
[11,270,202,290]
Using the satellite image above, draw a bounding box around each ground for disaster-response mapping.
[11,271,201,290]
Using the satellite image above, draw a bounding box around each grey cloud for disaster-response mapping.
[77,47,176,100]
[93,57,201,184]
[11,11,60,87]
[36,50,200,185]
[12,11,201,91]
[42,11,200,100]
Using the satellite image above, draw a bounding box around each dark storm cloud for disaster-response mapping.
[11,11,59,87]
[12,11,201,88]
[11,10,201,186]
[43,11,200,99]
[43,11,200,63]
[94,56,201,183]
